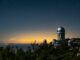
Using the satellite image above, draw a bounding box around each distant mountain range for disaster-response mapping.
[0,43,33,51]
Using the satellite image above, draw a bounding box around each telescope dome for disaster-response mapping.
[57,27,65,32]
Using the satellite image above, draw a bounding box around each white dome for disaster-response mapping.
[57,27,65,32]
[58,27,62,31]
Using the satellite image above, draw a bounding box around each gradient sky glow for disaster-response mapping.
[0,0,80,44]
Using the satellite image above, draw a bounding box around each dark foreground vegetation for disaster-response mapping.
[0,43,80,60]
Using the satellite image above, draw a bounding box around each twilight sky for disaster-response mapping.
[0,0,80,44]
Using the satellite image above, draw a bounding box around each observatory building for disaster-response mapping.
[53,27,65,47]
[57,27,65,41]
[53,27,80,48]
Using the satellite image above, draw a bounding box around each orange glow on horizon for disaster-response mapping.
[2,30,78,44]
[5,31,57,44]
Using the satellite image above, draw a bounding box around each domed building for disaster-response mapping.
[53,27,65,47]
[57,27,65,41]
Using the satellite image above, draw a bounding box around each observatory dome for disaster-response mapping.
[57,27,65,32]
